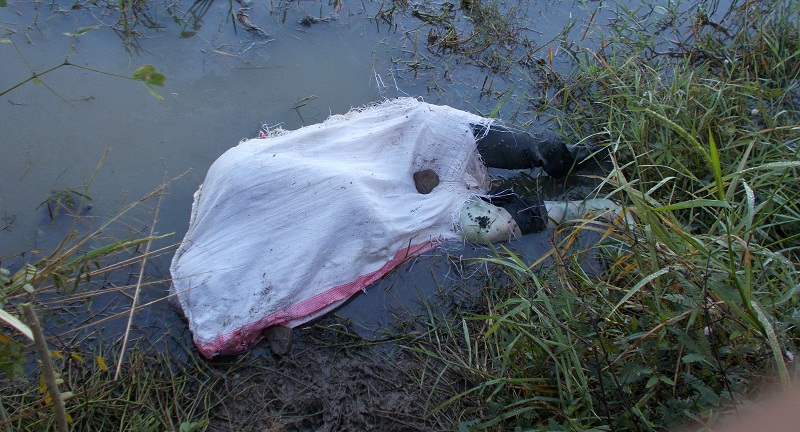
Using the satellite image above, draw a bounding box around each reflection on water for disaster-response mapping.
[0,0,612,344]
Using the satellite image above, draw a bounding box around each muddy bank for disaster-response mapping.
[205,319,467,431]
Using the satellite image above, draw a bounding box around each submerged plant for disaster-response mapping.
[0,160,179,430]
[0,28,167,103]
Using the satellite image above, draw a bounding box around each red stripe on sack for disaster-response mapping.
[197,239,440,358]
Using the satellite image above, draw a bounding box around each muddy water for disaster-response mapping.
[1,0,620,345]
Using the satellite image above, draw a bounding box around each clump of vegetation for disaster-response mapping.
[1,346,212,432]
[0,171,194,431]
[402,0,800,430]
[410,0,534,74]
[377,0,542,92]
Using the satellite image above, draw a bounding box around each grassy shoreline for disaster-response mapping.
[400,0,800,430]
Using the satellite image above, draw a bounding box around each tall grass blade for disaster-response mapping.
[608,267,670,317]
[751,300,790,387]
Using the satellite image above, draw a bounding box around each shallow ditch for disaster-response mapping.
[0,0,615,346]
[0,0,651,429]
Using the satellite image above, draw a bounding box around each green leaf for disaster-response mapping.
[752,300,790,386]
[0,0,7,7]
[141,82,165,101]
[132,64,166,87]
[0,38,11,43]
[61,234,170,269]
[741,161,800,173]
[608,267,670,317]
[681,353,707,364]
[63,25,102,37]
[652,199,730,212]
[707,129,725,201]
[179,420,208,432]
[0,309,33,341]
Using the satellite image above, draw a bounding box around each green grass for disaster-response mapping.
[0,168,190,431]
[401,0,800,430]
[1,346,213,431]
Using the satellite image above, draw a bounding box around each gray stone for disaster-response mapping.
[413,169,440,194]
[263,325,294,355]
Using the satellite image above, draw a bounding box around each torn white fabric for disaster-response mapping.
[170,98,492,358]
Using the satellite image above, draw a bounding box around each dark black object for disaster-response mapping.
[473,123,587,178]
[490,189,547,235]
[413,169,440,194]
[471,122,602,234]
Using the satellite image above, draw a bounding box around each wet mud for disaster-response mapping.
[206,320,463,431]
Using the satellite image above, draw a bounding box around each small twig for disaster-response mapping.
[292,94,318,110]
[21,303,68,432]
[211,50,253,65]
[114,185,164,380]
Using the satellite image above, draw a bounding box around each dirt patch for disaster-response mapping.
[205,320,464,431]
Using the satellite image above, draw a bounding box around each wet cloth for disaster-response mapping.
[170,98,492,358]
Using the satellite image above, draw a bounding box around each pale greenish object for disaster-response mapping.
[458,199,522,244]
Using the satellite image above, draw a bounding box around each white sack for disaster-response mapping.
[170,98,492,358]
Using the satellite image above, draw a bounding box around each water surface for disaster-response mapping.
[0,0,628,342]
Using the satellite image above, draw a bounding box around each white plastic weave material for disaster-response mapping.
[170,98,492,358]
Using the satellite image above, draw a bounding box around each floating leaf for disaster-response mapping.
[0,0,6,7]
[132,64,166,87]
[63,25,102,37]
[142,82,165,101]
[96,356,108,372]
[0,38,11,43]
